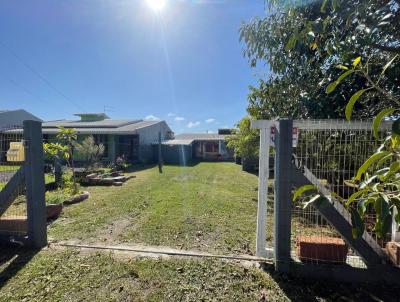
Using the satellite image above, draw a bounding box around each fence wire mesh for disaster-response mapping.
[0,125,28,237]
[291,120,392,268]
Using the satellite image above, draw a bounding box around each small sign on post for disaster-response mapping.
[270,127,299,147]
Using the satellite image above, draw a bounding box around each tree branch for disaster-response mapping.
[371,44,400,54]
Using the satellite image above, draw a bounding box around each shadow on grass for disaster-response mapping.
[161,160,201,168]
[126,161,202,173]
[260,262,400,301]
[125,164,157,173]
[0,243,38,291]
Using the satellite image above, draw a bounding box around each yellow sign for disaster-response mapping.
[6,142,25,162]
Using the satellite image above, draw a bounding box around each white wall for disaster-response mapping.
[136,121,173,161]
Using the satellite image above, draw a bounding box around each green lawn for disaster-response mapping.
[1,246,398,302]
[2,163,400,300]
[0,165,21,172]
[49,163,259,255]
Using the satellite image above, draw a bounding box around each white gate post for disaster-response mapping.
[251,120,273,258]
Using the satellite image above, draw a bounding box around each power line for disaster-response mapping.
[0,41,86,112]
[2,75,48,104]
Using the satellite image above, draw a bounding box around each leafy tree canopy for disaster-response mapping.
[240,0,400,119]
[226,117,259,158]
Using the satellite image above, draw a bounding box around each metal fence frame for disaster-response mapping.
[0,120,47,248]
[252,119,400,284]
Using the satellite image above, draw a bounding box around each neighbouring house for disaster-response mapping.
[0,109,42,130]
[156,129,233,164]
[0,109,42,163]
[3,113,174,164]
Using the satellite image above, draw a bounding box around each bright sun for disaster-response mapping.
[146,0,166,11]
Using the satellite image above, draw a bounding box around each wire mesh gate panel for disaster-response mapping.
[0,126,27,238]
[292,120,392,268]
[0,121,47,247]
[252,119,400,283]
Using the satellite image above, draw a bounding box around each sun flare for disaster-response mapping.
[146,0,166,11]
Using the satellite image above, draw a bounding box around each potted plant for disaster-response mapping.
[60,172,90,205]
[45,191,65,221]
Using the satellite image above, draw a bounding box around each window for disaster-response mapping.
[205,142,218,153]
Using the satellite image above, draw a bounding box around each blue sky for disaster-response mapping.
[0,0,265,133]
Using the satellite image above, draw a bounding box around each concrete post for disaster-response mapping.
[24,120,47,248]
[274,119,293,272]
[256,127,271,257]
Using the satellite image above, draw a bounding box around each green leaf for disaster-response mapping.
[325,70,354,94]
[381,54,398,76]
[345,89,367,120]
[351,208,365,239]
[375,195,390,219]
[293,184,317,201]
[337,69,354,82]
[382,213,392,236]
[374,198,391,238]
[336,64,349,70]
[285,35,297,51]
[346,189,367,207]
[357,199,367,216]
[355,151,391,180]
[320,0,328,13]
[326,82,337,94]
[383,161,400,180]
[352,56,361,67]
[372,108,396,139]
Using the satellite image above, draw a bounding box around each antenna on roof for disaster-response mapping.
[103,105,115,114]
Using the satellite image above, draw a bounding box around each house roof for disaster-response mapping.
[43,119,142,129]
[0,109,42,131]
[159,133,228,146]
[174,133,227,141]
[3,119,168,135]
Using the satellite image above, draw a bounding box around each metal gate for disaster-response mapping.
[252,119,400,283]
[0,120,47,248]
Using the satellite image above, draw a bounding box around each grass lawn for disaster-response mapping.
[1,246,398,302]
[0,165,20,172]
[49,162,259,255]
[2,162,400,300]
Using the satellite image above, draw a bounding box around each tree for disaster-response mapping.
[281,0,400,239]
[240,0,399,119]
[226,117,259,158]
[74,135,105,169]
[44,127,79,194]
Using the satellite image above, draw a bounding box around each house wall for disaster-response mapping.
[136,121,173,162]
[156,144,192,165]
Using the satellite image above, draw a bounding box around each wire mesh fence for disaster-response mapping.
[0,125,28,237]
[291,120,392,268]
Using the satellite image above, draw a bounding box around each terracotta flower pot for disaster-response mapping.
[63,191,90,205]
[296,236,349,264]
[46,204,63,221]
